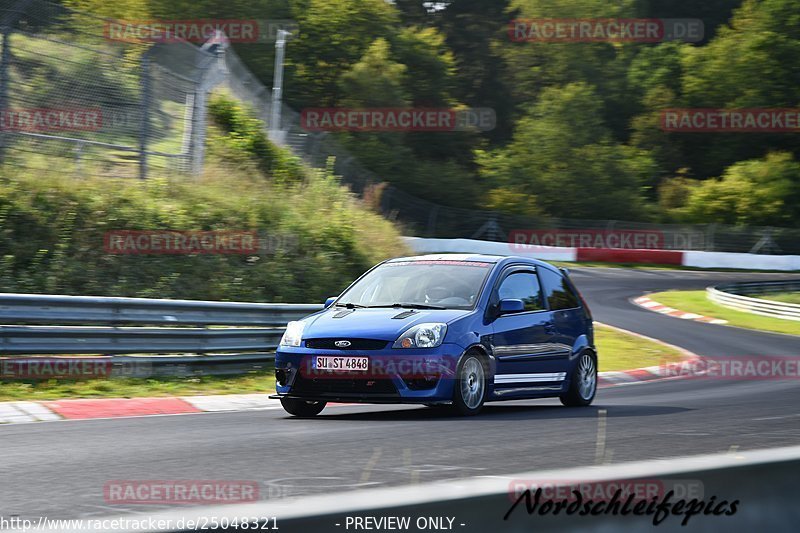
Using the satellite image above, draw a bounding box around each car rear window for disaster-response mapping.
[538,268,580,310]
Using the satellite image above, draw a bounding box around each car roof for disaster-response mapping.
[387,253,502,263]
[386,253,560,271]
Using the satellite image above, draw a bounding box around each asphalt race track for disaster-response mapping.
[1,268,798,521]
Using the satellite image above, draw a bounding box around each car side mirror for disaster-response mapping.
[498,298,525,315]
[323,297,337,309]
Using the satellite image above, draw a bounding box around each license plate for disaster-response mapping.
[313,355,369,371]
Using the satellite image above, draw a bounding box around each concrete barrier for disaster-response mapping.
[405,237,577,262]
[404,237,800,271]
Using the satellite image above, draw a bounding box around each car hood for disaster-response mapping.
[301,308,471,341]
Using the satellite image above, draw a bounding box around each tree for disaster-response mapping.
[678,0,800,177]
[478,83,655,220]
[285,0,399,107]
[339,38,409,108]
[336,39,412,178]
[502,0,641,140]
[677,152,800,226]
[434,0,515,143]
[335,37,479,207]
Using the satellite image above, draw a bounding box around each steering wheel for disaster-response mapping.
[424,286,453,303]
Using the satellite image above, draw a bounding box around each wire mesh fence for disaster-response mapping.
[0,0,218,179]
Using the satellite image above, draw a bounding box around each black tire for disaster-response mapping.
[560,351,597,407]
[451,353,487,416]
[280,398,327,417]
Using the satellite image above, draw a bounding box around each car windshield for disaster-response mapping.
[336,260,493,310]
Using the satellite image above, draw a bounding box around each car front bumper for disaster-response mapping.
[272,343,465,403]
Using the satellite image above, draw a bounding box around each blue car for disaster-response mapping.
[271,254,597,416]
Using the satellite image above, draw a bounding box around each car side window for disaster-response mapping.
[538,268,580,310]
[497,272,545,312]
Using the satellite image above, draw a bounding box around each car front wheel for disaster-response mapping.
[451,354,487,416]
[280,398,327,417]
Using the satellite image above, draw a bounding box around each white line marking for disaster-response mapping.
[595,409,607,465]
[752,413,800,421]
[360,447,382,483]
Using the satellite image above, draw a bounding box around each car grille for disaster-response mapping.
[304,338,389,350]
[291,374,398,396]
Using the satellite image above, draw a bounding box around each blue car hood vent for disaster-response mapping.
[332,309,355,318]
[303,307,469,340]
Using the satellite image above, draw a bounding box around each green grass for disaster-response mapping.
[760,292,800,305]
[0,371,276,402]
[648,290,800,336]
[594,324,686,372]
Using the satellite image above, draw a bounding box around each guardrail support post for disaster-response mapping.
[0,0,33,161]
[138,48,152,180]
[0,28,12,160]
[190,31,229,176]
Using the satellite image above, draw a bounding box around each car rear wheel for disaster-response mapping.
[451,354,487,416]
[560,351,597,407]
[280,398,327,417]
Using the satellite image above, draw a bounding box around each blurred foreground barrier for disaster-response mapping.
[33,444,800,532]
[708,280,800,321]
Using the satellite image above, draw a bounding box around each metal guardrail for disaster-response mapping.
[0,326,285,354]
[0,292,324,357]
[0,293,322,326]
[707,280,800,321]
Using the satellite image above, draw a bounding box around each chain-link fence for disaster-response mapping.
[221,45,381,192]
[0,0,222,179]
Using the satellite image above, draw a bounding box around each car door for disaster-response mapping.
[490,267,568,393]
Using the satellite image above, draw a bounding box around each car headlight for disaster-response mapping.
[393,323,447,349]
[280,321,306,347]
